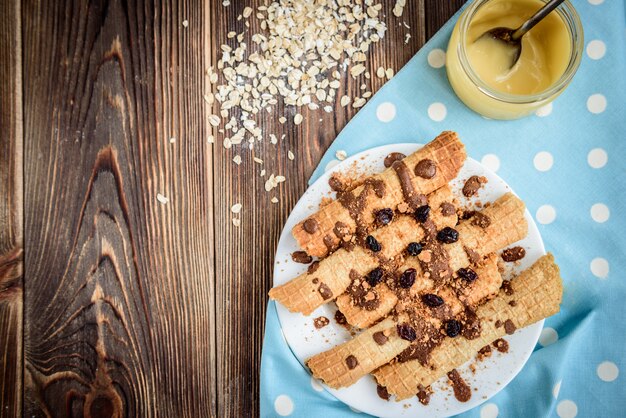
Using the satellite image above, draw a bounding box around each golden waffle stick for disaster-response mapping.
[334,192,526,328]
[307,255,502,388]
[293,132,466,257]
[269,186,456,315]
[446,192,527,269]
[337,252,501,329]
[306,318,411,389]
[374,254,563,400]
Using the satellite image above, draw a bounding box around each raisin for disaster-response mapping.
[406,242,423,256]
[445,319,462,337]
[421,293,444,307]
[457,267,478,282]
[397,324,417,341]
[365,235,382,252]
[367,267,384,286]
[436,227,459,244]
[399,268,417,288]
[414,205,431,222]
[374,208,394,226]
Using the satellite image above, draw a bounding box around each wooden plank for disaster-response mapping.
[22,1,216,416]
[0,0,23,416]
[210,1,462,415]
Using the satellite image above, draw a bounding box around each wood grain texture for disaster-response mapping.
[210,1,464,416]
[0,0,24,416]
[22,0,215,416]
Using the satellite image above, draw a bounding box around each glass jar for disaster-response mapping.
[446,0,583,120]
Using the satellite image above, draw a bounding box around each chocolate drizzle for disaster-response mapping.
[504,319,517,335]
[346,270,380,311]
[440,202,456,216]
[416,385,432,406]
[397,322,443,365]
[414,159,437,179]
[392,161,427,210]
[447,369,471,402]
[416,219,453,285]
[459,307,481,340]
[303,218,319,234]
[318,283,333,300]
[383,152,406,168]
[337,178,386,247]
[291,251,312,264]
[307,261,320,274]
[493,338,509,353]
[323,234,335,251]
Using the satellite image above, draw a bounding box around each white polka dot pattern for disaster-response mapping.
[587,94,607,114]
[587,148,608,168]
[557,400,578,418]
[428,102,447,121]
[597,361,619,382]
[376,102,396,123]
[590,257,609,279]
[536,205,556,224]
[274,395,294,416]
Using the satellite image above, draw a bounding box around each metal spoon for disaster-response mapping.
[478,0,565,68]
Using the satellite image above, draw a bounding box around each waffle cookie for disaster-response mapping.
[292,132,466,257]
[373,254,563,400]
[335,194,526,328]
[269,186,457,315]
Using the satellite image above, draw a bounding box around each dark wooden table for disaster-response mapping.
[0,1,463,416]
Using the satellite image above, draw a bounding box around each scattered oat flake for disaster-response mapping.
[227,31,236,38]
[386,68,395,79]
[157,193,169,204]
[231,203,242,214]
[260,169,266,176]
[336,150,347,161]
[294,114,303,125]
[182,20,189,27]
[377,67,385,78]
[243,6,253,18]
[209,115,220,126]
[288,151,295,160]
[340,95,351,107]
[353,97,366,108]
[233,155,242,165]
[279,117,286,124]
[254,157,263,164]
[207,135,214,143]
[232,218,240,227]
[405,33,411,44]
[169,137,176,143]
[271,197,279,203]
[223,0,230,6]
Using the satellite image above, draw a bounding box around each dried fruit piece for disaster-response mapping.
[398,268,416,288]
[366,235,382,252]
[375,208,394,225]
[437,227,459,244]
[406,242,423,256]
[445,319,462,337]
[414,205,430,222]
[397,324,417,341]
[457,267,478,282]
[367,267,384,286]
[421,293,444,307]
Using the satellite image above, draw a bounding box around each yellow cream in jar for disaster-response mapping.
[446,0,583,119]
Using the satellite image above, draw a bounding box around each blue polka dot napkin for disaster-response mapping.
[261,0,626,416]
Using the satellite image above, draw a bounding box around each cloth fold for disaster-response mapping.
[261,0,626,416]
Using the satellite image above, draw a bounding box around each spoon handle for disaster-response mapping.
[511,0,566,41]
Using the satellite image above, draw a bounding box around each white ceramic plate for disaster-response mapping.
[273,143,545,418]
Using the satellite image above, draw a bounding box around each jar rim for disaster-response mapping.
[457,0,584,104]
